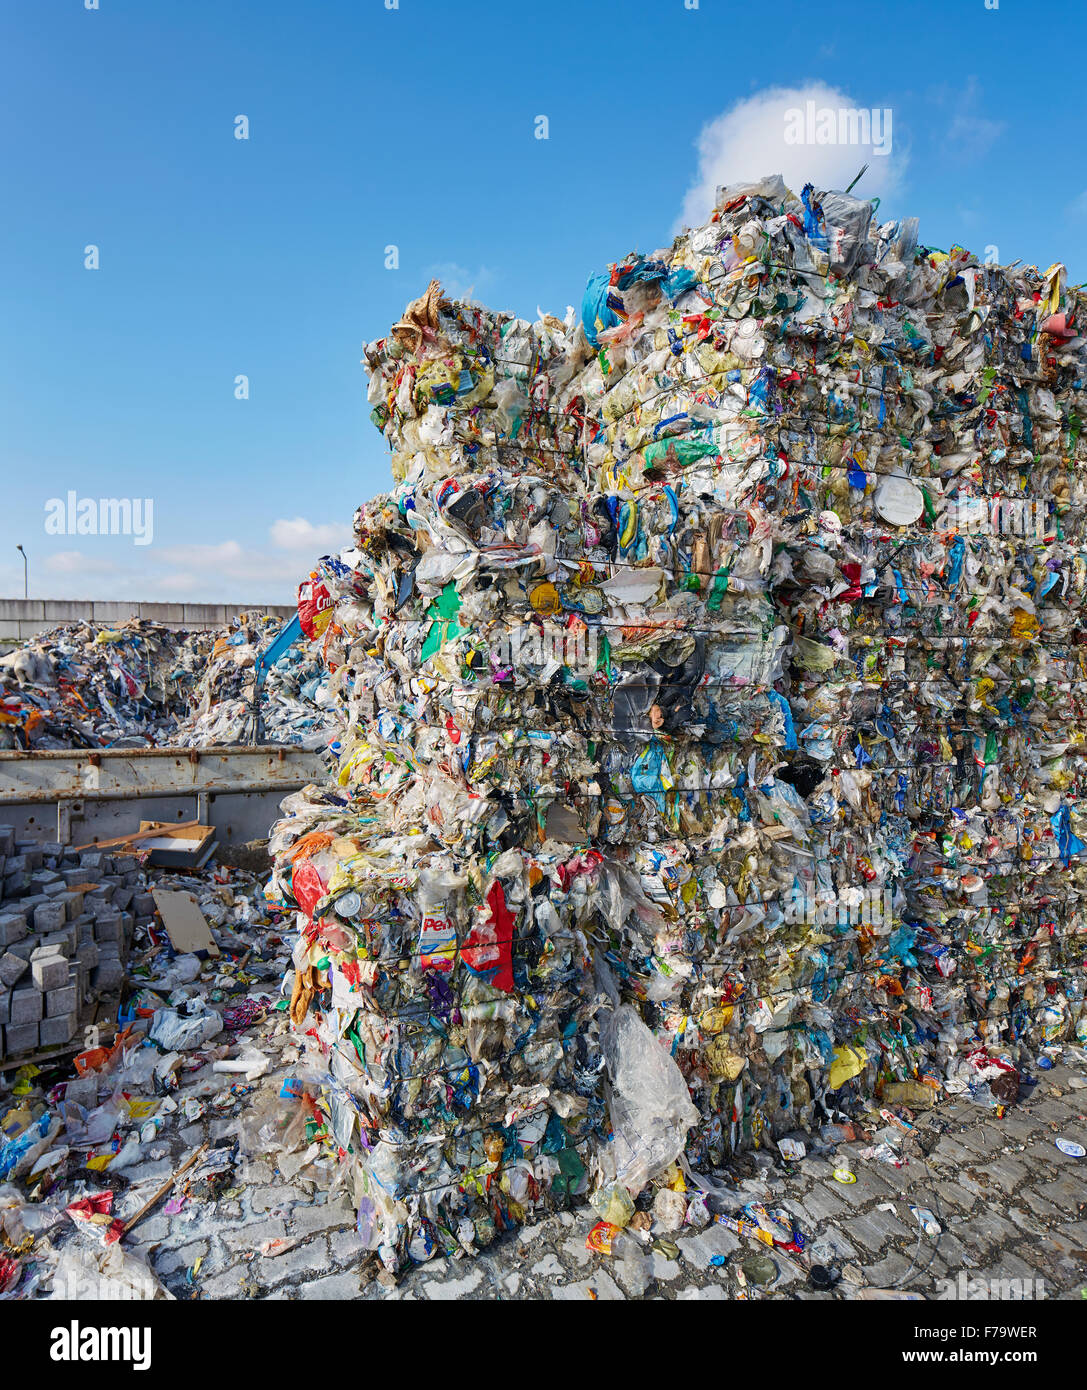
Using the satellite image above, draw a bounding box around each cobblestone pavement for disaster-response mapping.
[84,1039,1085,1303]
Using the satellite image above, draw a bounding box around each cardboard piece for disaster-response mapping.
[151,890,220,957]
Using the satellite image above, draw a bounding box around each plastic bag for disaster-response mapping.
[600,1005,698,1195]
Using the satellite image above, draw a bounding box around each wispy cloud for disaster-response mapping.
[5,514,353,606]
[420,261,495,303]
[936,77,1005,161]
[677,83,907,232]
[1068,190,1087,221]
[270,517,352,552]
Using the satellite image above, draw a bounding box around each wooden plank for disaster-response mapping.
[73,819,201,852]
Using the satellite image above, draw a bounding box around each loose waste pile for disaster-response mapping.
[0,620,200,750]
[0,615,334,751]
[274,175,1087,1271]
[0,855,291,1300]
[171,612,335,750]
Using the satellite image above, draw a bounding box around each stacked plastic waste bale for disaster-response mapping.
[266,292,624,1267]
[270,177,1087,1265]
[546,174,1087,1150]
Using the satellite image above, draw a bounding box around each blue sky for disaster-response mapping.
[1,0,1084,604]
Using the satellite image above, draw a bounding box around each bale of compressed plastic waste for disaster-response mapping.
[269,176,1087,1271]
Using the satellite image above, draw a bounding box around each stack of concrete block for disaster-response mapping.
[0,824,153,1061]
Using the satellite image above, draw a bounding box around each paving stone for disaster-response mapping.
[859,1251,915,1287]
[828,1168,896,1207]
[196,1269,248,1300]
[329,1228,364,1264]
[677,1224,741,1266]
[299,1271,362,1299]
[260,1238,331,1283]
[559,1234,593,1269]
[931,1180,979,1214]
[292,1197,354,1236]
[984,1156,1032,1193]
[954,1211,1024,1255]
[1037,1175,1087,1208]
[222,1217,288,1251]
[648,1249,682,1281]
[423,1266,484,1299]
[844,1212,902,1253]
[153,1239,209,1276]
[801,1185,850,1223]
[551,1269,624,1301]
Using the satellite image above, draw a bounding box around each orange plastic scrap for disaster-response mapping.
[285,831,335,863]
[73,1025,134,1077]
[290,965,316,1027]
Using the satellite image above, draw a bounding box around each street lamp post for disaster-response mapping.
[15,545,27,599]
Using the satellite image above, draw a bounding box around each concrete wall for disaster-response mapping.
[0,599,295,649]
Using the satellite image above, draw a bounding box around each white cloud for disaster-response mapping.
[942,77,1004,161]
[270,517,352,552]
[1,522,352,607]
[677,83,907,232]
[44,549,123,576]
[420,261,494,303]
[158,540,246,568]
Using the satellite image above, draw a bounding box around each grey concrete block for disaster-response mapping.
[32,901,66,933]
[76,942,100,970]
[94,915,121,943]
[60,891,84,921]
[0,913,28,948]
[40,927,76,955]
[28,871,62,893]
[46,983,78,1017]
[92,958,125,990]
[11,988,43,1023]
[0,952,28,987]
[3,1021,39,1054]
[39,1012,77,1047]
[32,955,69,991]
